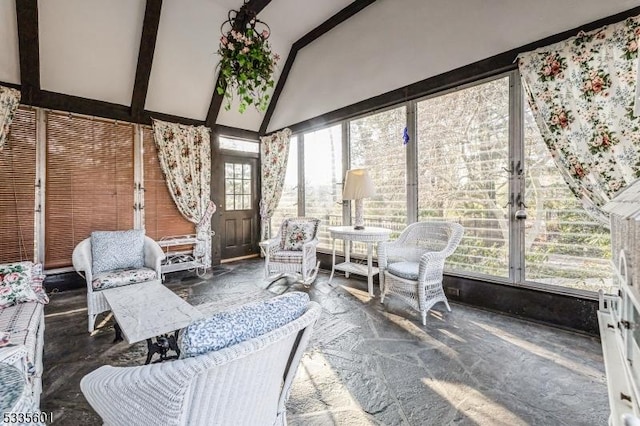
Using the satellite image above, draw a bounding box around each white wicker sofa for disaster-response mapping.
[81,292,322,426]
[0,261,48,408]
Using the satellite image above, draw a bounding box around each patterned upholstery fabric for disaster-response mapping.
[0,302,43,366]
[92,268,157,291]
[271,251,304,264]
[91,230,145,275]
[0,263,39,309]
[281,218,319,251]
[29,264,48,305]
[180,292,310,358]
[387,261,420,280]
[0,363,25,412]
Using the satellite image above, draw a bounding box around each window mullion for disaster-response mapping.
[406,101,418,225]
[297,133,305,217]
[509,70,526,285]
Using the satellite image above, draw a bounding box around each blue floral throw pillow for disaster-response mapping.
[180,292,310,358]
[91,230,145,275]
[282,219,319,251]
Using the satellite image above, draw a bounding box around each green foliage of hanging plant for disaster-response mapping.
[216,19,280,114]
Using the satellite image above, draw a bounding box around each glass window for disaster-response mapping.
[271,136,298,234]
[350,106,407,254]
[219,136,259,153]
[417,77,510,278]
[225,162,252,210]
[523,103,611,291]
[304,126,343,250]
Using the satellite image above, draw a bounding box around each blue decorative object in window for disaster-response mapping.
[403,127,410,145]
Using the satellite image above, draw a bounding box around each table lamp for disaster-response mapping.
[343,168,376,230]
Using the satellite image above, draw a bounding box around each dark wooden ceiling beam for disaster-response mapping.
[258,0,377,135]
[15,0,40,104]
[205,0,273,128]
[131,0,163,120]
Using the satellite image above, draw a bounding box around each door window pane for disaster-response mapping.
[417,77,510,278]
[524,103,611,291]
[225,162,252,211]
[304,126,343,250]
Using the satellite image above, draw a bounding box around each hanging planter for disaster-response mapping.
[216,7,280,113]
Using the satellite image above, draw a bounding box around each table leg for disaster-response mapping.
[329,236,336,283]
[367,243,373,297]
[145,331,181,364]
[113,322,123,343]
[345,240,351,278]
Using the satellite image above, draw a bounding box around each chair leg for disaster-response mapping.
[444,298,452,312]
[421,311,427,326]
[88,314,97,333]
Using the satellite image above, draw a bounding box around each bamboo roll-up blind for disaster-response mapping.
[141,126,195,241]
[0,108,37,263]
[45,112,135,269]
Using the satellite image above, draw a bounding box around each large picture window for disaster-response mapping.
[523,104,611,292]
[303,126,343,250]
[417,77,510,278]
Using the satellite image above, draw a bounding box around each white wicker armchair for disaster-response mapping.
[378,221,464,325]
[81,301,322,426]
[259,217,321,285]
[72,235,165,332]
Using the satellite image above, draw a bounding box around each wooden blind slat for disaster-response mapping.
[45,112,135,269]
[0,108,36,263]
[141,127,194,240]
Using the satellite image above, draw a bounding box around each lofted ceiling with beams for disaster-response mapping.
[0,0,639,134]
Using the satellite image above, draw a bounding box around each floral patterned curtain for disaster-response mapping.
[152,119,214,267]
[0,87,21,151]
[260,128,292,239]
[518,16,640,225]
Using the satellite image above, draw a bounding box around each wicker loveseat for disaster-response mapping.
[81,292,322,426]
[0,261,48,409]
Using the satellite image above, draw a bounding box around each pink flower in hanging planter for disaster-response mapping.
[221,36,228,46]
[242,47,250,54]
[261,29,269,38]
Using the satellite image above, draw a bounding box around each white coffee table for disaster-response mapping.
[102,280,203,363]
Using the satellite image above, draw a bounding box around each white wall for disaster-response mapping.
[267,0,640,132]
[0,1,20,85]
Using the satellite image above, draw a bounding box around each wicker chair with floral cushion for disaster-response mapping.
[378,221,464,325]
[259,217,321,285]
[81,292,321,426]
[72,230,165,332]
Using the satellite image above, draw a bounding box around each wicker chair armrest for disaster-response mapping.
[417,251,448,282]
[259,237,282,254]
[0,345,28,365]
[144,237,166,280]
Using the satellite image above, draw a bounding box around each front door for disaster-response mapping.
[220,156,259,260]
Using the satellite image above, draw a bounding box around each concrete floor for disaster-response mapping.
[40,258,608,425]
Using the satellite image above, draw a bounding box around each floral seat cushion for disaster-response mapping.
[180,292,310,358]
[92,267,157,291]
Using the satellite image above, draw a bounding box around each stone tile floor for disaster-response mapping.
[41,258,608,425]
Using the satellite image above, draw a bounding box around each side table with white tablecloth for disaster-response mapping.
[328,226,392,297]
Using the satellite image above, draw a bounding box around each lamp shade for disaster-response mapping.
[343,169,376,200]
